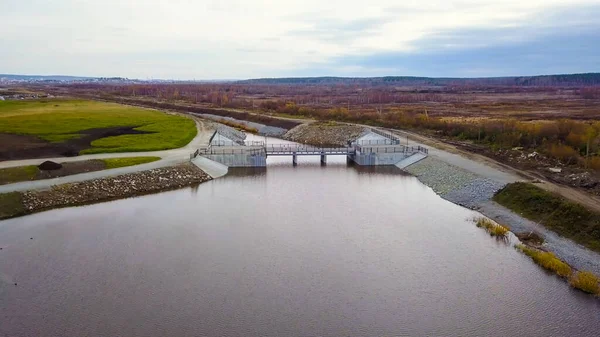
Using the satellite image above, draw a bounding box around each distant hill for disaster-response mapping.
[0,74,96,81]
[239,73,600,87]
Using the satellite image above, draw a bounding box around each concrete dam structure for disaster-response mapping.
[193,129,428,168]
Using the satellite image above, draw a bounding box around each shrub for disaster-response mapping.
[547,144,579,162]
[516,244,572,277]
[569,271,600,295]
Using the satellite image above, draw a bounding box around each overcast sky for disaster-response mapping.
[1,0,599,79]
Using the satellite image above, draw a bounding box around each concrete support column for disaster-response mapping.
[292,153,297,166]
[320,153,327,165]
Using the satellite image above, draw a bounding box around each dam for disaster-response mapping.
[192,128,429,168]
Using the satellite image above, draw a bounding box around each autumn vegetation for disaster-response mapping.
[43,78,600,176]
[474,217,510,238]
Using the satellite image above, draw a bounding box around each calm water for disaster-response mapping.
[1,145,599,336]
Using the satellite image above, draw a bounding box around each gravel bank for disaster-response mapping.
[21,163,211,213]
[404,157,505,209]
[283,122,366,147]
[404,156,600,274]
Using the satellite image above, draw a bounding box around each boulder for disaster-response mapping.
[38,161,62,171]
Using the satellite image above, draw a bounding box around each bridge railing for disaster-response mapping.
[265,144,354,154]
[356,145,429,154]
[370,129,401,144]
[245,140,266,146]
[354,139,399,146]
[189,149,200,161]
[200,147,266,155]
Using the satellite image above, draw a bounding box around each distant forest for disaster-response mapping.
[240,73,600,87]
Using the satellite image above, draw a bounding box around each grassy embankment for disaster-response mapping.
[494,182,600,252]
[0,157,160,185]
[0,192,26,219]
[0,99,197,153]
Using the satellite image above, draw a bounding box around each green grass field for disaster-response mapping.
[0,99,197,154]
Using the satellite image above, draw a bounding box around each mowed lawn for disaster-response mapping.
[0,99,197,154]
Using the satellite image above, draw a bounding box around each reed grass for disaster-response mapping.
[516,244,572,277]
[475,217,510,238]
[569,271,600,295]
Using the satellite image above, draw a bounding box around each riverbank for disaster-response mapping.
[0,163,211,220]
[404,156,600,276]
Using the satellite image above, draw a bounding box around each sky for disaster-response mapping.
[1,0,600,79]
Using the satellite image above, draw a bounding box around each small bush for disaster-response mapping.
[516,244,572,277]
[547,144,579,162]
[569,271,600,295]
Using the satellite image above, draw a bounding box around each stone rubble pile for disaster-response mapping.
[22,164,211,211]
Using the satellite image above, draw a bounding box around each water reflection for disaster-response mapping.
[1,145,599,337]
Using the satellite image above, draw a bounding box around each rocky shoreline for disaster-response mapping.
[6,164,211,218]
[405,156,600,275]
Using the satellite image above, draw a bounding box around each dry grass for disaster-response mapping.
[569,271,600,295]
[516,244,572,278]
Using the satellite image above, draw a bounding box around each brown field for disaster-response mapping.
[7,81,600,200]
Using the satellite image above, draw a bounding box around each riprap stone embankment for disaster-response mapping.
[22,163,211,212]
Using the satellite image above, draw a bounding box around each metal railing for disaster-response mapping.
[354,139,399,145]
[370,128,401,144]
[194,143,428,158]
[199,147,266,156]
[245,140,266,146]
[189,149,200,161]
[356,144,429,154]
[265,144,355,155]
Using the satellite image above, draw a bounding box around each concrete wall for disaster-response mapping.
[395,153,428,169]
[351,152,411,166]
[202,154,267,167]
[353,131,395,146]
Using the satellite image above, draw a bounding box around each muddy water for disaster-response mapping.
[1,148,599,336]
